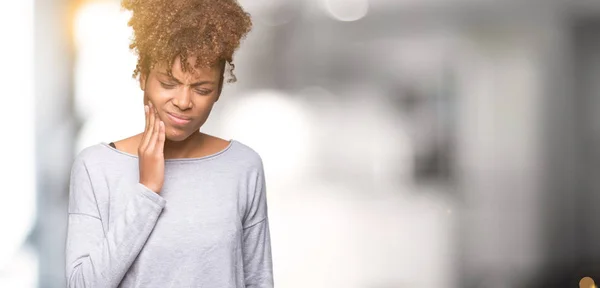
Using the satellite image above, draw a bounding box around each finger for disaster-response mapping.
[139,105,150,152]
[145,102,153,133]
[142,103,156,151]
[157,121,165,155]
[144,105,149,132]
[148,109,160,152]
[142,104,150,137]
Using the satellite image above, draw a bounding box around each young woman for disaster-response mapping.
[65,0,273,287]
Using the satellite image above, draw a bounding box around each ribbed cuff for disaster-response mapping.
[136,182,167,208]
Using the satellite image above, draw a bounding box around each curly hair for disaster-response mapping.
[121,0,252,83]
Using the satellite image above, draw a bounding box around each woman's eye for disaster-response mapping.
[195,90,212,95]
[160,82,176,89]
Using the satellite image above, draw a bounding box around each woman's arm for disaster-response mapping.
[242,160,274,288]
[65,155,166,288]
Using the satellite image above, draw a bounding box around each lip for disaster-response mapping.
[166,112,192,125]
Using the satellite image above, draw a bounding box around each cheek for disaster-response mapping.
[201,97,218,113]
[188,99,216,125]
[145,90,177,115]
[144,88,164,105]
[150,88,174,101]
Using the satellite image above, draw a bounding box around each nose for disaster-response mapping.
[172,87,193,109]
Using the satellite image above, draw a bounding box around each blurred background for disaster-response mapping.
[2,0,600,287]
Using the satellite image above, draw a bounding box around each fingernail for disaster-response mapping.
[144,105,148,113]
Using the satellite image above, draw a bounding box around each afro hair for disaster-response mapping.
[121,0,252,83]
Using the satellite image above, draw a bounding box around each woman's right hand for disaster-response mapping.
[138,101,166,194]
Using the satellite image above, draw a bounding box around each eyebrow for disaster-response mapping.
[158,72,215,86]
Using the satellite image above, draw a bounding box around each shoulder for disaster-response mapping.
[228,139,265,172]
[199,133,263,170]
[70,142,114,172]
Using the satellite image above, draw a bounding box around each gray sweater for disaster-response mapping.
[65,140,273,288]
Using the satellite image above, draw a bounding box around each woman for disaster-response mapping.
[65,0,273,287]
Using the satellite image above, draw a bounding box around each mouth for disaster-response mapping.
[166,112,192,126]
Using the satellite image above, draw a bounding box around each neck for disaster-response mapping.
[163,130,204,159]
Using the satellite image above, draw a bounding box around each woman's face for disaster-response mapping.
[140,56,222,142]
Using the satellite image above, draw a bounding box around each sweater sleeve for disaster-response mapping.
[242,160,274,288]
[65,155,166,288]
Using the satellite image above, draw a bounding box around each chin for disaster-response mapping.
[165,128,194,142]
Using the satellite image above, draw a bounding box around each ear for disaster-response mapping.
[215,72,224,102]
[215,60,226,103]
[139,72,148,91]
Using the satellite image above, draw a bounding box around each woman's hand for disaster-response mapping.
[138,101,166,194]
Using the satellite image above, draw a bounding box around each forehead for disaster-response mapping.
[153,56,221,80]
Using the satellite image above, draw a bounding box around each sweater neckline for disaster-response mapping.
[99,139,236,162]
